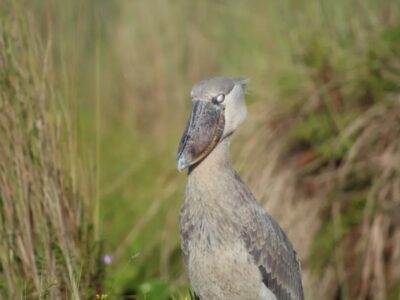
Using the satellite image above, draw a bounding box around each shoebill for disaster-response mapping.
[176,77,304,300]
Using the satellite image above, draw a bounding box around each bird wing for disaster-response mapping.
[241,204,304,300]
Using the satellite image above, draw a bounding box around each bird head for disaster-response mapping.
[176,77,248,171]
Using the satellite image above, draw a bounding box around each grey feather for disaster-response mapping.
[232,173,304,300]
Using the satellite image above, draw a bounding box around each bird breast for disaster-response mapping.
[188,234,266,300]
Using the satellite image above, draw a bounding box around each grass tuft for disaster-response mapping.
[0,3,102,299]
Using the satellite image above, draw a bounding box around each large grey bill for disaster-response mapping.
[176,100,225,171]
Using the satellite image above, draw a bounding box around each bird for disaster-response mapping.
[176,77,304,300]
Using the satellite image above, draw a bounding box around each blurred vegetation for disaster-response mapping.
[0,0,400,299]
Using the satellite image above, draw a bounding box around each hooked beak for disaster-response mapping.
[176,100,225,171]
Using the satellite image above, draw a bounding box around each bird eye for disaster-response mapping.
[213,94,225,104]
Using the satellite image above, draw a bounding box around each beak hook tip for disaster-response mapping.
[176,156,189,172]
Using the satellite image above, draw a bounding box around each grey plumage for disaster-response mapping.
[177,77,304,300]
[190,77,247,99]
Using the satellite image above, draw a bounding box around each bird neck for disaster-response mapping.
[188,137,233,179]
[184,136,251,233]
[186,137,237,207]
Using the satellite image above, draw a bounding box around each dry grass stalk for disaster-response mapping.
[0,6,101,299]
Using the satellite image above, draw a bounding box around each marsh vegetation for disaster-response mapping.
[0,0,399,299]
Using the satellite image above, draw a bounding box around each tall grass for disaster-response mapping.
[1,0,399,299]
[0,3,102,299]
